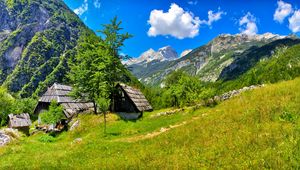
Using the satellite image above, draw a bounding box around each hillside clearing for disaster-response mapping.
[0,78,300,169]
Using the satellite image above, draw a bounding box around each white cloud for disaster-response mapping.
[94,0,101,8]
[274,0,293,23]
[187,1,198,5]
[74,0,88,16]
[202,9,225,26]
[289,10,300,33]
[239,12,258,36]
[147,3,201,39]
[273,1,300,33]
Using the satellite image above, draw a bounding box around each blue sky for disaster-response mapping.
[63,0,300,57]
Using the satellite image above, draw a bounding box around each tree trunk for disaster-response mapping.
[111,86,115,112]
[104,111,107,134]
[93,101,97,114]
[138,112,143,119]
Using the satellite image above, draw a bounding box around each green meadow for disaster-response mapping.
[0,77,300,169]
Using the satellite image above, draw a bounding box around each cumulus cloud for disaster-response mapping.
[274,0,293,23]
[147,3,201,39]
[74,0,88,16]
[289,10,300,33]
[203,9,226,26]
[94,0,101,8]
[239,12,258,36]
[273,1,300,33]
[187,1,198,5]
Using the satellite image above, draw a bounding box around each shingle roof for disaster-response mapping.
[39,83,81,103]
[119,84,153,112]
[8,113,31,128]
[39,83,94,118]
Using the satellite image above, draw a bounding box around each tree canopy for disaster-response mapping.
[68,17,132,114]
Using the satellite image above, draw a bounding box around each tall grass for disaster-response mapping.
[0,78,300,169]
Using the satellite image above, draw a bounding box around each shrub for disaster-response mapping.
[11,98,37,115]
[0,87,15,126]
[38,135,56,143]
[39,100,64,124]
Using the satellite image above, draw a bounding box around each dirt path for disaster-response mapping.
[115,117,200,143]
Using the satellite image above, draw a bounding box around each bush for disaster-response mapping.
[0,87,15,126]
[11,98,37,115]
[38,135,56,143]
[39,100,64,124]
[145,71,218,108]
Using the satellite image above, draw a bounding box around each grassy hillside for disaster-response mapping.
[1,77,300,169]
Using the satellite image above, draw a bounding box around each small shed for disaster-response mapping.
[114,84,152,119]
[33,83,94,120]
[8,113,31,135]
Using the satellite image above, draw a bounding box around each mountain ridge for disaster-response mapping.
[127,32,299,86]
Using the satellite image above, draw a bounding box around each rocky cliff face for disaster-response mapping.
[0,0,92,97]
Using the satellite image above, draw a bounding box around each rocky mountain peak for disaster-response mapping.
[158,46,178,61]
[125,46,178,65]
[209,33,286,54]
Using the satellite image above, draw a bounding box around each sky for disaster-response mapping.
[63,0,300,57]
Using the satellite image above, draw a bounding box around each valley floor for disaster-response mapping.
[0,78,300,169]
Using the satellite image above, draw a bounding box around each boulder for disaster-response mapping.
[70,120,80,131]
[0,131,11,147]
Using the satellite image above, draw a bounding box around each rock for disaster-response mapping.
[214,84,264,102]
[160,128,167,132]
[3,128,20,139]
[0,131,11,147]
[70,120,80,131]
[151,108,184,118]
[72,138,82,144]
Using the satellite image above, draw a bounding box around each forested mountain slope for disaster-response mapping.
[0,0,93,97]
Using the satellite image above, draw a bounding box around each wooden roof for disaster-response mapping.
[8,113,31,127]
[118,84,153,112]
[39,83,79,103]
[38,83,94,118]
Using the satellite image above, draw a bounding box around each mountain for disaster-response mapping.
[125,46,178,65]
[218,38,300,81]
[218,42,300,93]
[0,0,93,97]
[127,33,298,86]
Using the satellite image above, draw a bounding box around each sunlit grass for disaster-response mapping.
[0,78,300,169]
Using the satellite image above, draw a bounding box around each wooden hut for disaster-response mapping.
[33,83,94,120]
[8,113,31,135]
[114,84,152,119]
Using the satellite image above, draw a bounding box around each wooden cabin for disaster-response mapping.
[114,84,153,120]
[33,83,94,120]
[8,113,32,135]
